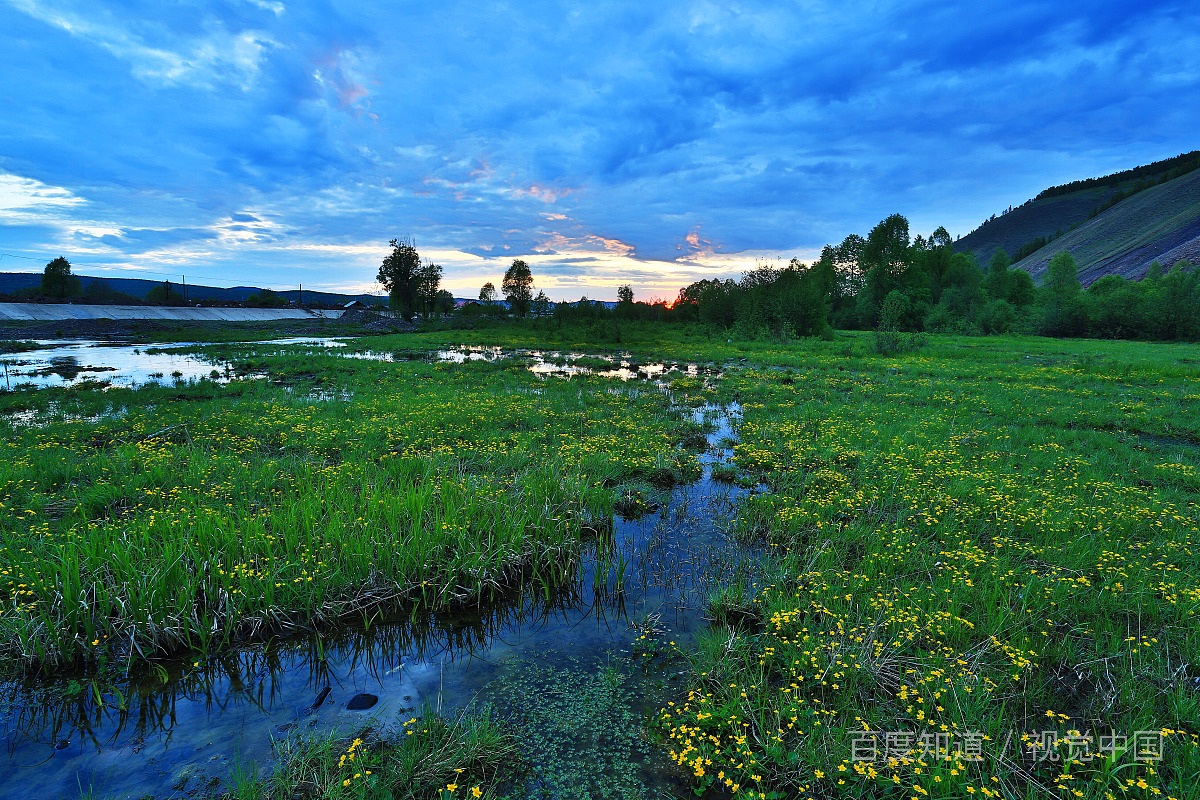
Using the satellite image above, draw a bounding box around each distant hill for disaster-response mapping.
[1013,167,1200,285]
[0,272,389,307]
[955,150,1200,283]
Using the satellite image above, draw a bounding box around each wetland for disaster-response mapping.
[0,323,1198,799]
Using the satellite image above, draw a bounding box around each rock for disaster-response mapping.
[311,686,331,709]
[346,693,378,710]
[338,309,384,324]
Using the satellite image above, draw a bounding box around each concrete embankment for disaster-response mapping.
[0,303,343,322]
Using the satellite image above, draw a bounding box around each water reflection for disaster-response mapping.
[3,579,580,754]
[0,338,349,390]
[2,475,754,797]
[1,340,713,394]
[0,377,749,797]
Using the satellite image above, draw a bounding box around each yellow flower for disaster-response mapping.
[471,788,482,798]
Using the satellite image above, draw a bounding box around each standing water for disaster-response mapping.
[0,348,760,798]
[0,339,351,390]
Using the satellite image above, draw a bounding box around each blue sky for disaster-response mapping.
[2,0,1198,301]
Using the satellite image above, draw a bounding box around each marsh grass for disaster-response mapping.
[872,326,928,355]
[647,331,1200,799]
[0,349,699,674]
[211,703,518,800]
[0,340,42,355]
[6,326,1200,799]
[705,578,763,631]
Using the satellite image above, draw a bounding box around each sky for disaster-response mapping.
[2,1,1199,301]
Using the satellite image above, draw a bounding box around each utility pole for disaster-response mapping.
[183,275,187,304]
[299,284,303,306]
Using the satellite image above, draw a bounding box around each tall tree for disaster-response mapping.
[478,282,497,303]
[828,235,867,326]
[676,278,738,327]
[1045,251,1081,297]
[862,214,911,280]
[502,259,534,317]
[377,238,422,319]
[1007,269,1035,307]
[41,256,81,299]
[982,249,1012,301]
[617,285,634,304]
[834,233,866,286]
[858,214,913,326]
[921,226,954,303]
[414,258,443,317]
[1040,251,1087,336]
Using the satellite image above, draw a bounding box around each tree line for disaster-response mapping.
[376,240,552,319]
[379,223,1199,342]
[23,229,1195,344]
[1035,150,1200,200]
[670,213,1200,341]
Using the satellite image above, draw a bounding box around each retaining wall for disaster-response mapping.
[0,303,343,322]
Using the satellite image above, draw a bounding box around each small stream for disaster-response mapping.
[0,346,762,799]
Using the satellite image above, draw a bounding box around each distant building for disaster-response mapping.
[342,300,368,310]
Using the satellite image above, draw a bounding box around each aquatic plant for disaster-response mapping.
[486,656,675,799]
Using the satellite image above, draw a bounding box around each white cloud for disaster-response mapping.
[4,0,1199,299]
[0,172,86,222]
[5,0,274,89]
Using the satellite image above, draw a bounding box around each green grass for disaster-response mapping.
[4,324,1199,800]
[0,344,698,673]
[218,703,519,800]
[644,329,1200,799]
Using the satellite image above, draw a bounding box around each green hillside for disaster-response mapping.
[1014,166,1200,284]
[955,150,1200,271]
[954,187,1118,265]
